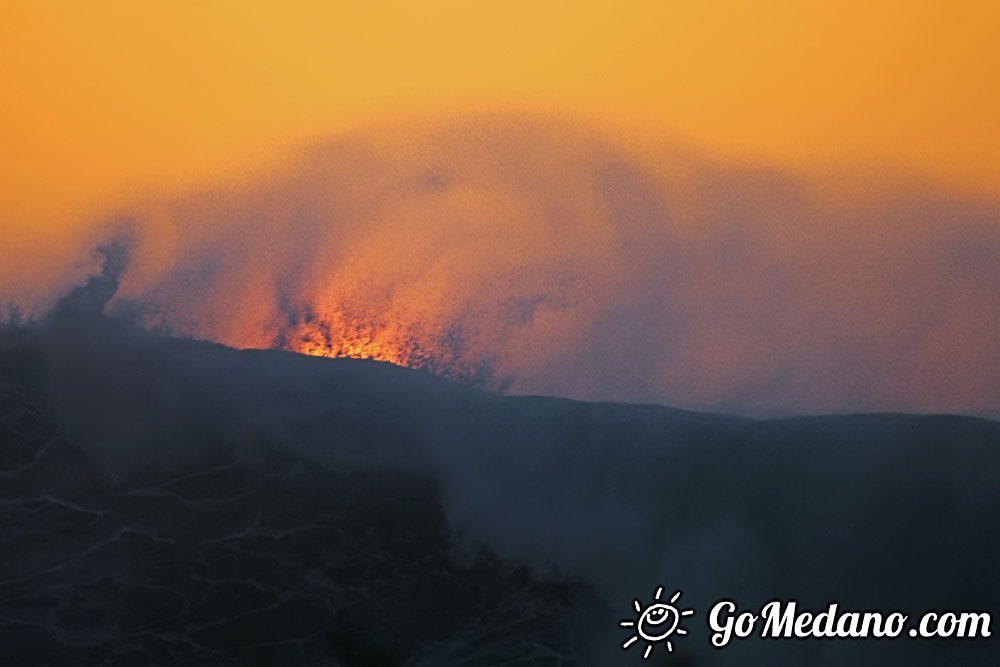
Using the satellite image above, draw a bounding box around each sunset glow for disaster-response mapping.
[2,1,999,416]
[4,5,1000,663]
[293,325,412,368]
[2,0,998,233]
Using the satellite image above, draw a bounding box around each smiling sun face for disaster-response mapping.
[638,602,680,640]
[621,588,695,660]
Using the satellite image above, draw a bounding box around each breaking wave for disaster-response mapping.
[2,116,999,665]
[4,115,1000,417]
[1,278,998,665]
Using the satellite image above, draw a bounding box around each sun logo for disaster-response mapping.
[620,587,695,660]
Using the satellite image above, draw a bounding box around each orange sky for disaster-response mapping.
[2,0,998,237]
[2,2,999,417]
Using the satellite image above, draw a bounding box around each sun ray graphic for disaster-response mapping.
[620,587,695,661]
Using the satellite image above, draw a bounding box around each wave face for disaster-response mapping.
[4,116,1000,418]
[2,307,998,666]
[2,116,998,665]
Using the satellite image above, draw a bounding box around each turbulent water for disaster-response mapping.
[8,116,1000,418]
[2,123,1000,663]
[1,298,998,666]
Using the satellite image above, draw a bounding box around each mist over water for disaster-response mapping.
[3,115,1000,665]
[4,114,999,417]
[5,267,999,666]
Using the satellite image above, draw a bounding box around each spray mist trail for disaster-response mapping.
[3,115,999,417]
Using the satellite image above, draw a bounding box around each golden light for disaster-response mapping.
[2,0,998,241]
[2,1,999,415]
[286,311,417,370]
